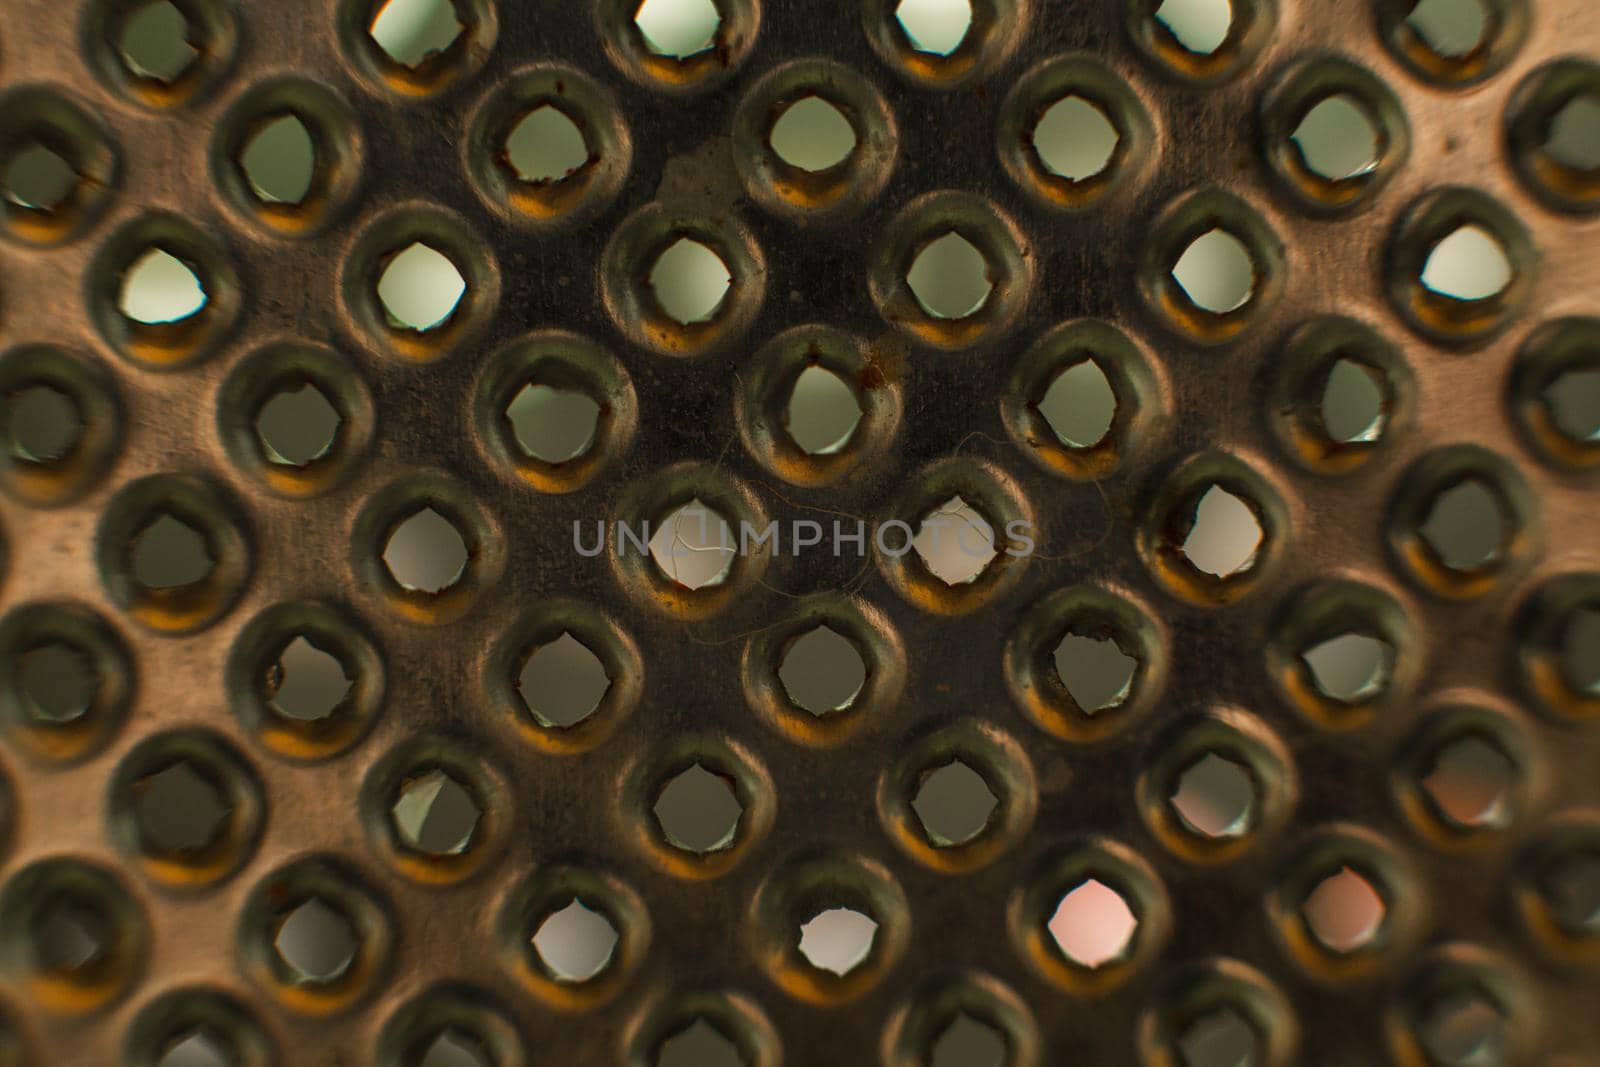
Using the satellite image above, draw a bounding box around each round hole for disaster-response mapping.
[0,344,122,507]
[879,722,1036,872]
[864,0,1026,88]
[625,991,780,1067]
[0,602,133,764]
[1374,0,1527,87]
[362,736,506,886]
[84,0,239,108]
[622,735,774,879]
[1265,579,1418,729]
[1514,572,1600,726]
[0,858,147,1014]
[1136,959,1298,1066]
[0,88,121,246]
[127,990,273,1067]
[1511,316,1600,470]
[1139,188,1284,344]
[883,974,1041,1067]
[595,0,758,93]
[1507,60,1600,214]
[499,863,648,1009]
[336,0,496,96]
[1268,827,1421,980]
[1515,818,1600,965]
[1268,317,1414,475]
[1260,59,1410,214]
[376,986,526,1067]
[1125,0,1275,84]
[352,475,503,624]
[1387,446,1535,598]
[1386,188,1534,347]
[653,764,744,854]
[1139,452,1286,605]
[1393,704,1532,846]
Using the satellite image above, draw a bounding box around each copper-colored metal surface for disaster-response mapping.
[1,0,1598,1063]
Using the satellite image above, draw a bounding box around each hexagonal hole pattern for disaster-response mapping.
[911,759,998,846]
[1172,229,1254,315]
[1301,866,1385,954]
[1169,752,1255,839]
[256,382,340,467]
[132,513,214,590]
[506,382,601,463]
[1037,359,1116,448]
[18,642,96,723]
[649,499,736,590]
[894,0,972,56]
[134,761,230,854]
[653,763,743,853]
[1301,632,1393,704]
[517,632,612,728]
[240,114,315,206]
[1048,878,1137,969]
[649,238,730,326]
[1291,95,1379,182]
[3,144,78,212]
[1419,991,1506,1067]
[785,365,862,455]
[770,96,857,172]
[391,769,481,856]
[1420,226,1512,302]
[1545,92,1600,172]
[1406,0,1489,59]
[1032,95,1120,182]
[931,1014,1006,1067]
[120,0,198,83]
[383,507,468,593]
[913,495,997,586]
[274,897,357,984]
[1155,0,1233,55]
[1421,735,1514,829]
[777,625,867,715]
[504,106,589,184]
[658,1019,742,1067]
[369,0,463,68]
[1053,631,1137,714]
[1418,478,1507,572]
[634,0,721,59]
[532,898,618,982]
[906,232,991,320]
[797,906,878,976]
[377,243,466,333]
[1321,358,1386,444]
[120,248,207,325]
[1180,485,1263,579]
[268,635,351,722]
[1178,1007,1258,1067]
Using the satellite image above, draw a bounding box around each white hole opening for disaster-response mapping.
[377,242,467,333]
[649,238,730,326]
[648,499,737,590]
[1037,359,1116,448]
[120,248,207,325]
[1154,0,1233,55]
[1170,752,1255,839]
[1406,0,1488,59]
[532,899,618,982]
[634,0,722,59]
[1171,228,1254,315]
[894,0,973,56]
[1420,225,1512,302]
[906,231,992,320]
[1291,95,1379,181]
[785,365,862,455]
[505,106,589,183]
[1422,735,1513,828]
[1032,95,1120,182]
[518,631,612,728]
[913,495,997,586]
[1546,94,1600,172]
[369,0,463,68]
[1181,485,1263,579]
[797,907,878,976]
[770,96,857,172]
[1301,632,1393,704]
[1418,478,1506,571]
[240,114,315,205]
[777,625,867,715]
[382,507,468,593]
[506,383,601,463]
[1302,866,1385,953]
[1047,878,1137,969]
[270,635,351,723]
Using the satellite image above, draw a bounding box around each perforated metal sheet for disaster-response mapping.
[1,0,1599,1064]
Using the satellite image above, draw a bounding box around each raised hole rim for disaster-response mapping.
[0,857,147,1015]
[863,0,1029,88]
[1259,56,1410,215]
[1513,571,1600,726]
[870,190,1032,351]
[0,601,134,765]
[1137,450,1288,606]
[497,860,649,1010]
[1138,186,1286,345]
[335,0,498,98]
[623,988,781,1067]
[376,983,527,1067]
[1135,957,1300,1066]
[471,329,638,495]
[1123,0,1277,84]
[619,733,776,879]
[1391,702,1534,847]
[1512,814,1600,966]
[1507,59,1600,214]
[1384,943,1536,1065]
[125,988,274,1067]
[0,344,122,507]
[731,59,898,217]
[1373,0,1528,87]
[360,733,510,886]
[82,0,240,108]
[997,54,1157,210]
[1510,316,1600,470]
[107,728,265,890]
[1264,577,1419,729]
[595,0,759,93]
[0,87,121,246]
[350,472,504,625]
[1267,316,1415,474]
[882,971,1042,1067]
